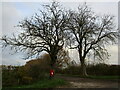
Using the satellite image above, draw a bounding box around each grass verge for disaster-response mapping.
[3,78,67,89]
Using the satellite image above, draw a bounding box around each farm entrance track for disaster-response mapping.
[55,74,119,88]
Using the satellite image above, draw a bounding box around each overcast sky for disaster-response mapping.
[0,0,119,66]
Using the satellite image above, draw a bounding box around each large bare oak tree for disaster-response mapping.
[1,2,68,68]
[66,3,118,76]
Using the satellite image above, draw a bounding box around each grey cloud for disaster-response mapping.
[2,2,23,36]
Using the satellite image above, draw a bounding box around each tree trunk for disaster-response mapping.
[80,59,88,77]
[50,55,56,69]
[78,48,88,77]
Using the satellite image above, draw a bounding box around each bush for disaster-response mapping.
[56,65,81,75]
[24,57,50,80]
[21,76,33,84]
[2,66,20,87]
[87,63,109,75]
[56,63,120,76]
[2,54,51,87]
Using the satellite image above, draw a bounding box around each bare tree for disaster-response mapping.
[67,3,118,76]
[1,2,68,68]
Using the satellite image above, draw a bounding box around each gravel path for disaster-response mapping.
[56,74,119,88]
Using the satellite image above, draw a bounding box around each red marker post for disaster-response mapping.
[49,69,54,79]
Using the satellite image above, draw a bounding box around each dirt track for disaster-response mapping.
[56,75,119,88]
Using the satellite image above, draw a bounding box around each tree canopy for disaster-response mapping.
[1,2,68,67]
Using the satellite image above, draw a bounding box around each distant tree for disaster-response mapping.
[66,3,118,76]
[1,2,68,68]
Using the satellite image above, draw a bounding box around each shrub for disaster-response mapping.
[24,56,50,80]
[21,76,33,84]
[2,67,20,87]
[56,63,120,76]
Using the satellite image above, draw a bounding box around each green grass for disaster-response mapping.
[14,78,66,88]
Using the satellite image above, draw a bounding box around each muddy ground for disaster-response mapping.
[56,74,119,88]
